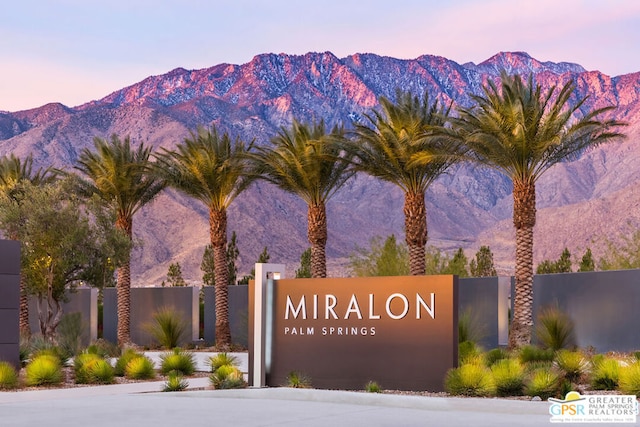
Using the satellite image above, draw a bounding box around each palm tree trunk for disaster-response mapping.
[19,276,30,337]
[210,207,231,348]
[308,202,327,278]
[116,216,133,346]
[509,180,536,349]
[404,190,427,275]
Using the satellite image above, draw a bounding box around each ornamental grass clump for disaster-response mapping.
[25,354,63,387]
[208,353,238,373]
[210,364,246,389]
[160,348,195,376]
[535,306,575,351]
[590,357,621,390]
[114,348,144,377]
[124,355,156,380]
[144,306,188,349]
[518,345,554,365]
[619,361,640,397]
[74,352,114,384]
[444,364,496,397]
[364,380,382,393]
[524,367,561,400]
[0,361,19,389]
[163,371,189,392]
[554,350,587,383]
[285,370,312,389]
[484,348,509,367]
[490,358,525,397]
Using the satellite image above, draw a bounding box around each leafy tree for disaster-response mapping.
[166,262,186,287]
[345,90,464,275]
[248,119,353,278]
[578,248,595,272]
[75,134,164,345]
[469,246,497,277]
[154,126,254,347]
[443,248,469,277]
[350,235,409,277]
[226,231,240,286]
[536,248,572,274]
[201,244,215,287]
[0,178,129,339]
[599,230,640,270]
[424,246,449,275]
[455,72,625,348]
[0,154,58,335]
[295,248,312,278]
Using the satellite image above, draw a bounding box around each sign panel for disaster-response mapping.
[262,275,458,391]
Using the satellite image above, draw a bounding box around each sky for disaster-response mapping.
[1,0,640,112]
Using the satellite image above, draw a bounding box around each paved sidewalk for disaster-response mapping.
[0,383,558,427]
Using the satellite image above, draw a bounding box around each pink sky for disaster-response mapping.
[1,0,639,111]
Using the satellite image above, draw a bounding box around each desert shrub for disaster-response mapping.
[555,350,587,383]
[114,348,144,376]
[590,357,621,390]
[445,364,496,397]
[459,341,482,365]
[125,356,156,380]
[0,361,19,389]
[491,358,525,396]
[364,380,382,393]
[535,306,575,350]
[25,354,63,387]
[210,365,246,389]
[144,306,188,349]
[160,348,195,376]
[74,353,114,384]
[484,348,509,367]
[57,312,85,358]
[285,370,312,388]
[518,345,554,364]
[619,362,640,396]
[86,339,120,358]
[208,353,238,373]
[524,367,561,400]
[163,371,189,392]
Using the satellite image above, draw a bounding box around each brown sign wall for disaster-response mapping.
[263,275,458,391]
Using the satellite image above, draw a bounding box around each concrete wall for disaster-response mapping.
[104,287,198,347]
[458,276,510,350]
[203,285,248,347]
[28,287,98,346]
[532,270,640,353]
[0,240,20,369]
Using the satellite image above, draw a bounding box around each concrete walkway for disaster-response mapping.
[0,380,558,427]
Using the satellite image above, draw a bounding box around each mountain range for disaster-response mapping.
[1,51,639,284]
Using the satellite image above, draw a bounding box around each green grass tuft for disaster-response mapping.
[491,358,525,396]
[160,348,195,376]
[524,367,561,400]
[144,306,188,349]
[445,364,496,397]
[285,370,312,388]
[125,356,156,380]
[619,362,640,397]
[364,380,382,393]
[210,365,246,389]
[163,371,189,392]
[0,361,19,389]
[25,354,63,387]
[535,306,575,351]
[590,357,621,390]
[208,352,238,373]
[114,348,144,377]
[554,350,587,383]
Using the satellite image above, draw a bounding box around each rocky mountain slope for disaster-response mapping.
[1,51,639,284]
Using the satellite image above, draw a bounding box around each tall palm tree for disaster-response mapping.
[454,72,625,348]
[248,119,354,278]
[345,90,463,275]
[153,126,254,348]
[0,154,58,336]
[75,135,165,345]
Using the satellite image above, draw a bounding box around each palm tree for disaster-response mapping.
[75,135,165,345]
[248,119,354,278]
[454,72,625,348]
[0,154,58,336]
[153,126,254,348]
[345,90,463,275]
